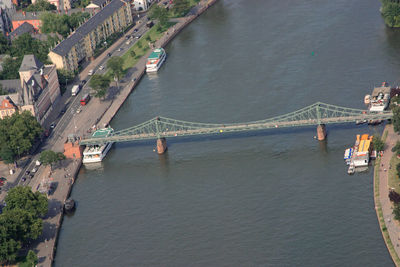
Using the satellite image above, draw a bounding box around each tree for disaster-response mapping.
[106,56,124,81]
[130,49,136,59]
[27,250,38,266]
[392,106,400,133]
[394,202,400,220]
[57,69,75,94]
[89,74,110,99]
[145,35,152,42]
[39,150,65,170]
[172,0,190,17]
[382,2,400,27]
[4,186,48,217]
[25,0,56,11]
[0,57,22,80]
[372,135,385,152]
[0,35,9,55]
[0,145,15,164]
[0,111,43,157]
[10,34,49,63]
[137,41,142,49]
[40,12,89,38]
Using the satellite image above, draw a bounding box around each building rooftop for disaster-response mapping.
[0,79,21,93]
[9,22,35,40]
[372,82,391,98]
[52,0,126,57]
[11,11,43,21]
[19,54,43,72]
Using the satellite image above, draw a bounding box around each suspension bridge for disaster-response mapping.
[79,102,393,154]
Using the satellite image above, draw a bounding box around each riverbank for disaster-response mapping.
[31,0,218,266]
[374,125,400,266]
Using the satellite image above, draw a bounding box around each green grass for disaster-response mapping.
[389,155,400,193]
[120,22,175,71]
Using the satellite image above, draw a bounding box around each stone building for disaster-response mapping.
[0,55,61,124]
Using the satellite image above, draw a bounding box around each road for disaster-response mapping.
[0,13,152,196]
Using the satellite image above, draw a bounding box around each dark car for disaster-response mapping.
[133,28,138,33]
[25,170,30,175]
[107,53,111,57]
[80,80,87,86]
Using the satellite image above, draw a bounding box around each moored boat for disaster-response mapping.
[82,128,114,164]
[146,48,167,73]
[64,198,75,212]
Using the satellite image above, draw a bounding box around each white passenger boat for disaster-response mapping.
[82,128,114,164]
[146,48,167,73]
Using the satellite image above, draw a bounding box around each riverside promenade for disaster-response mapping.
[29,0,218,266]
[375,124,400,266]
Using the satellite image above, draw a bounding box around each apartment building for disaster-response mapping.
[48,0,133,71]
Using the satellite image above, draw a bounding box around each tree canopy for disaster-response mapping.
[39,150,65,170]
[4,186,48,217]
[90,74,110,99]
[149,5,169,26]
[107,56,124,81]
[372,135,385,152]
[171,0,191,17]
[25,0,56,11]
[0,186,47,263]
[0,111,42,160]
[381,0,400,27]
[40,12,89,38]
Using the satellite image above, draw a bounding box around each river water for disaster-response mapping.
[55,0,400,266]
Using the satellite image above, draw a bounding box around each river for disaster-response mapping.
[55,0,399,266]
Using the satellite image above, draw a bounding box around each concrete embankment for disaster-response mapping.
[33,1,218,266]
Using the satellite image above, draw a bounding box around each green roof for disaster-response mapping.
[92,128,114,138]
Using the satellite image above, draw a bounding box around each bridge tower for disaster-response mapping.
[316,104,327,140]
[155,117,167,154]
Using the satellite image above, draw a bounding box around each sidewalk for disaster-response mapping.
[376,125,400,265]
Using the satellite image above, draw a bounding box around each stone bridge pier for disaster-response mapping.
[157,138,167,154]
[317,124,327,141]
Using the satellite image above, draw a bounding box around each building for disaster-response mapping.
[9,21,35,40]
[10,11,42,31]
[0,55,61,124]
[48,0,133,71]
[132,0,149,11]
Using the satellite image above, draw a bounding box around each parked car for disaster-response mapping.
[133,28,138,33]
[31,167,37,173]
[107,53,111,57]
[50,122,56,129]
[88,69,94,75]
[80,80,87,86]
[135,35,141,39]
[99,65,105,70]
[76,108,81,114]
[117,48,122,52]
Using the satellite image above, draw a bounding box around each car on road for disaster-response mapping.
[22,177,26,182]
[125,35,130,40]
[60,108,67,114]
[80,80,87,86]
[88,69,94,75]
[125,40,131,45]
[50,122,56,129]
[135,35,141,39]
[99,65,105,70]
[133,28,138,33]
[117,48,122,52]
[76,108,81,114]
[25,170,30,175]
[107,53,111,57]
[31,167,37,173]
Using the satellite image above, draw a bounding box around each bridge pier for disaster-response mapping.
[317,124,327,141]
[156,138,167,154]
